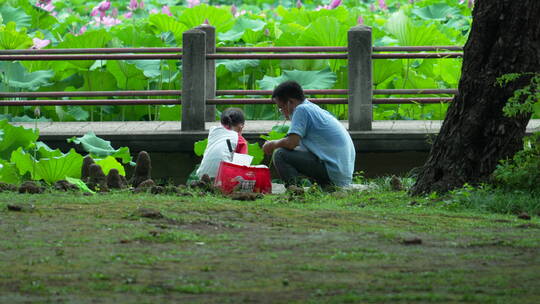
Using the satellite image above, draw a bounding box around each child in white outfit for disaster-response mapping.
[196,108,248,179]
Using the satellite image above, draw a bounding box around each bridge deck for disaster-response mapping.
[12,120,540,153]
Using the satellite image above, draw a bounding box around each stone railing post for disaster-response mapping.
[182,29,206,131]
[348,26,373,131]
[195,24,216,122]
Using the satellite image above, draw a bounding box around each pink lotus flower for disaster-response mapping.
[203,19,210,25]
[149,9,158,14]
[36,0,55,12]
[91,0,111,18]
[378,0,388,11]
[139,0,144,9]
[187,0,200,8]
[162,5,172,16]
[124,11,133,18]
[129,0,138,10]
[92,15,121,27]
[357,16,364,25]
[98,0,111,12]
[78,26,87,35]
[328,0,341,9]
[31,38,51,49]
[231,4,237,16]
[296,0,302,9]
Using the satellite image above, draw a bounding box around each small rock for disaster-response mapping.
[150,186,164,194]
[390,175,403,191]
[134,208,163,219]
[54,180,78,192]
[81,156,95,182]
[229,192,263,201]
[401,237,422,245]
[163,185,179,194]
[287,185,304,196]
[87,164,109,192]
[7,203,35,212]
[19,181,44,194]
[409,201,418,206]
[517,212,531,220]
[0,182,18,192]
[107,169,128,190]
[129,151,152,188]
[133,179,156,193]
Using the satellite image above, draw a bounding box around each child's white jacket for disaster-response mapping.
[196,126,239,178]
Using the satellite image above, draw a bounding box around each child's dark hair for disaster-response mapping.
[272,80,305,102]
[221,107,245,127]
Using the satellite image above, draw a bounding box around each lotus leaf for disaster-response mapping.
[0,5,31,30]
[95,156,126,176]
[257,68,337,90]
[0,120,39,160]
[11,147,83,184]
[67,132,132,164]
[0,62,53,90]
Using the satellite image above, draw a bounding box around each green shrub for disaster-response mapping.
[492,134,540,193]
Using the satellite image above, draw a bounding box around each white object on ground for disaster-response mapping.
[271,183,286,194]
[232,153,253,166]
[342,184,370,191]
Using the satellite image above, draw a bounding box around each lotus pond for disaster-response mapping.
[0,0,473,122]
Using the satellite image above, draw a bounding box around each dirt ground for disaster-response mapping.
[0,190,539,303]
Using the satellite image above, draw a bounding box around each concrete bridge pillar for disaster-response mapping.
[196,25,216,122]
[182,29,206,131]
[348,26,373,131]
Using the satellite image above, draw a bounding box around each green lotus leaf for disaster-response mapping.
[373,59,402,86]
[216,59,260,73]
[65,177,95,194]
[11,147,83,184]
[128,60,162,79]
[179,4,234,33]
[112,25,165,48]
[149,13,189,44]
[9,115,52,122]
[60,106,90,121]
[248,142,264,166]
[0,5,31,30]
[79,70,118,92]
[35,141,63,159]
[299,16,347,47]
[385,10,450,46]
[95,156,126,176]
[67,132,132,164]
[244,104,279,120]
[257,68,337,90]
[194,138,208,157]
[29,5,57,30]
[0,62,53,90]
[0,159,21,185]
[412,4,461,21]
[159,105,181,121]
[57,30,112,69]
[219,17,266,42]
[107,60,147,90]
[0,120,39,160]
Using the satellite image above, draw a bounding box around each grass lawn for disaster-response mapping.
[1,184,539,303]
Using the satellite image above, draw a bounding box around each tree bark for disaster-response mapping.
[410,0,540,195]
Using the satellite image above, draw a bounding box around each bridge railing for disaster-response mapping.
[0,25,462,132]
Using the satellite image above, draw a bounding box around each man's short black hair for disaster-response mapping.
[272,80,305,102]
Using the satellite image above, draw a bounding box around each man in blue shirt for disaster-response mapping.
[262,81,356,187]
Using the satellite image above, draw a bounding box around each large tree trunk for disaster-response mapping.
[410,0,540,195]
